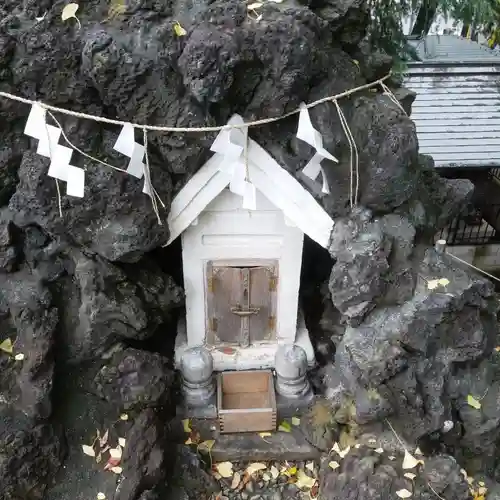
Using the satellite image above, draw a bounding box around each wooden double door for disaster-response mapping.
[206,260,278,347]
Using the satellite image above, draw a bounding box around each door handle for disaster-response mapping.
[230,306,260,317]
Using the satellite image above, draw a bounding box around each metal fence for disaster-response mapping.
[437,203,500,245]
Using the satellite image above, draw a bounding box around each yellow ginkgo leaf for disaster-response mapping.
[402,450,422,470]
[404,472,417,480]
[182,419,191,433]
[97,494,106,500]
[278,421,292,432]
[120,413,129,421]
[247,2,262,9]
[0,338,13,354]
[291,416,301,426]
[118,437,126,448]
[396,488,413,498]
[414,447,423,455]
[259,432,272,438]
[262,472,271,481]
[198,440,215,452]
[306,462,315,472]
[374,448,384,454]
[173,22,187,36]
[184,437,192,445]
[14,353,25,361]
[328,460,340,470]
[295,469,316,489]
[109,446,122,460]
[437,278,450,286]
[478,486,487,495]
[110,466,123,474]
[283,465,297,477]
[467,394,482,410]
[427,279,439,290]
[215,461,233,478]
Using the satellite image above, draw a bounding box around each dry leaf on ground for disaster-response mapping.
[118,437,126,448]
[270,465,279,479]
[396,488,413,498]
[230,471,241,489]
[246,463,267,475]
[374,448,384,454]
[14,353,25,361]
[404,473,417,480]
[247,2,262,9]
[306,462,315,472]
[109,446,122,460]
[332,442,350,458]
[110,466,123,474]
[97,494,106,500]
[215,461,233,478]
[402,450,423,470]
[328,461,340,470]
[283,465,297,477]
[99,430,109,448]
[291,416,301,426]
[120,413,129,421]
[295,470,316,489]
[61,3,78,20]
[82,444,96,457]
[262,473,271,481]
[414,447,423,455]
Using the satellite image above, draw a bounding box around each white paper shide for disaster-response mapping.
[210,115,256,210]
[24,104,85,197]
[296,103,338,194]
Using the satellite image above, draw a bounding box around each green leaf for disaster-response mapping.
[173,22,187,36]
[0,338,13,354]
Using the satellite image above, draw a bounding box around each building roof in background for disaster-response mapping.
[408,35,500,62]
[404,64,500,168]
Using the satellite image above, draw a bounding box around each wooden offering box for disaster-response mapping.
[217,370,277,434]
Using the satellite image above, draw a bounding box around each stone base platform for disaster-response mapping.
[192,418,321,462]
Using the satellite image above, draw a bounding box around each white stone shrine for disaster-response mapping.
[165,115,335,372]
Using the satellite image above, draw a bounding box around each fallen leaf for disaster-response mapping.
[402,450,422,470]
[118,437,126,448]
[460,469,468,480]
[82,444,96,457]
[173,22,187,36]
[247,2,262,8]
[414,447,423,456]
[99,430,109,448]
[185,437,193,445]
[109,446,122,460]
[61,3,81,27]
[478,481,485,487]
[259,432,272,440]
[310,482,319,499]
[354,443,361,449]
[495,347,500,352]
[110,466,123,474]
[291,416,301,426]
[96,451,102,464]
[306,462,315,472]
[270,465,279,479]
[388,456,396,461]
[404,473,416,480]
[427,279,439,290]
[328,461,340,470]
[246,462,267,475]
[262,472,271,481]
[332,442,350,458]
[437,278,450,286]
[188,430,201,445]
[374,448,384,454]
[278,421,292,432]
[467,394,482,410]
[61,3,79,21]
[0,338,13,354]
[182,419,191,433]
[396,488,413,498]
[478,486,487,495]
[230,471,241,489]
[368,438,377,444]
[104,456,121,471]
[295,469,316,489]
[97,494,106,500]
[14,353,25,361]
[268,0,283,3]
[120,413,129,421]
[198,440,215,453]
[215,461,233,478]
[283,465,297,477]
